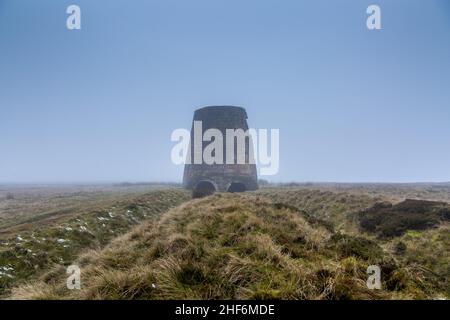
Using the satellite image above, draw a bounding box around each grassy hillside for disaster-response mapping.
[0,189,190,296]
[0,184,180,236]
[10,192,449,300]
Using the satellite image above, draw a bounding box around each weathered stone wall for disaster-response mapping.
[183,106,258,193]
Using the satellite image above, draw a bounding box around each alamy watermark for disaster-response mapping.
[64,263,383,292]
[367,265,382,290]
[367,5,382,30]
[171,121,280,176]
[65,4,382,31]
[66,264,81,290]
[66,5,81,30]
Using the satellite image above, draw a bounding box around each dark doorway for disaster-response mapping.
[193,181,216,198]
[227,182,246,193]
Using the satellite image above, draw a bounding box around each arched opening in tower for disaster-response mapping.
[192,181,216,198]
[227,182,246,193]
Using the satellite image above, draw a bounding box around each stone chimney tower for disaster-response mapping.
[183,106,258,198]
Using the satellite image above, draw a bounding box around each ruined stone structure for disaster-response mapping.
[183,106,258,197]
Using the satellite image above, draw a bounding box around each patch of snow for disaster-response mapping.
[0,271,14,279]
[1,266,14,271]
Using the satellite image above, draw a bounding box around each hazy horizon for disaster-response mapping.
[1,180,450,186]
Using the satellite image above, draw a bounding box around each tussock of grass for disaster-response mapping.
[10,193,447,300]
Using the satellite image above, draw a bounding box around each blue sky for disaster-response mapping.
[0,0,449,183]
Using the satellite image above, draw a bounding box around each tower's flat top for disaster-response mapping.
[194,106,247,118]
